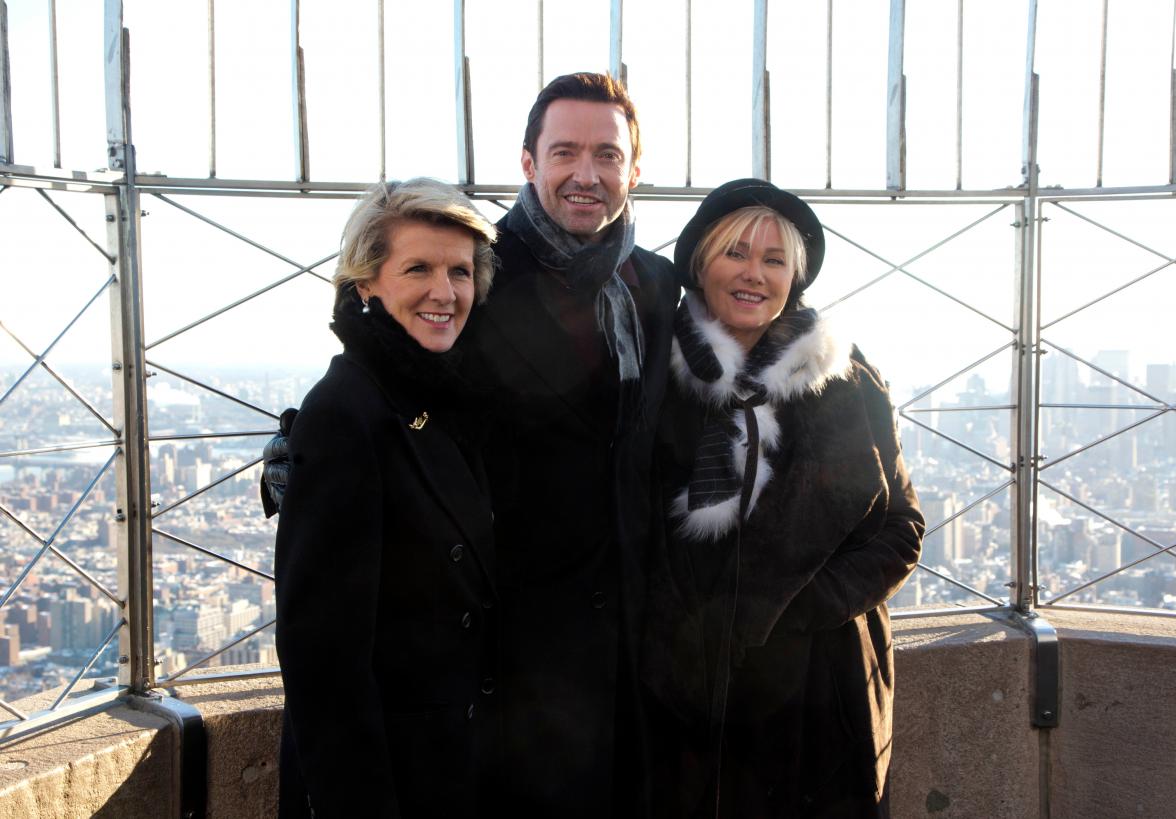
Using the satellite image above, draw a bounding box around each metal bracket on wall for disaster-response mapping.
[987,609,1059,728]
[127,692,207,819]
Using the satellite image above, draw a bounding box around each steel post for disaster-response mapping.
[105,0,154,691]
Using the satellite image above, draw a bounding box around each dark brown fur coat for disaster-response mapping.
[642,294,924,818]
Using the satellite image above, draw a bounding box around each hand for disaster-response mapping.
[260,407,298,518]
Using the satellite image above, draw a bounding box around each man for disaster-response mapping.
[264,73,679,816]
[464,73,678,816]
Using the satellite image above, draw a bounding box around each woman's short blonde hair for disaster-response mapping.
[689,205,808,290]
[334,178,497,303]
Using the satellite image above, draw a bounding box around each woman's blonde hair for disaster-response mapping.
[689,205,808,291]
[334,178,497,303]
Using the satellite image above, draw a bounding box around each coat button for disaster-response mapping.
[481,677,496,695]
[467,703,475,719]
[482,599,494,610]
[450,544,464,562]
[591,591,606,609]
[461,611,473,629]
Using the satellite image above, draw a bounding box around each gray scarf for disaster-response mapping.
[505,183,645,389]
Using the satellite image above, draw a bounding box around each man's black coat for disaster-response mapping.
[463,222,679,816]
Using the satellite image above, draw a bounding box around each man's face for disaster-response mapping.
[521,99,640,243]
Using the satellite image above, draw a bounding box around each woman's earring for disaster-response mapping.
[362,299,370,315]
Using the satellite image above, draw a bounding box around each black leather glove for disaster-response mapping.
[260,407,298,518]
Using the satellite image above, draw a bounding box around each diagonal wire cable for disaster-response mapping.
[145,251,338,350]
[0,698,28,722]
[160,617,275,683]
[151,193,333,283]
[0,449,119,610]
[151,456,264,518]
[0,275,116,410]
[34,188,116,264]
[1038,407,1169,471]
[819,204,1011,328]
[146,360,280,421]
[51,617,124,710]
[915,562,1006,606]
[152,528,274,582]
[899,411,1014,471]
[1044,538,1176,606]
[1038,479,1172,556]
[1041,340,1170,407]
[923,480,1014,537]
[0,321,117,434]
[898,342,1014,411]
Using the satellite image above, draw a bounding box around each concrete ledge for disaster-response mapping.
[890,612,1036,819]
[1045,609,1176,819]
[3,611,1176,818]
[0,696,175,819]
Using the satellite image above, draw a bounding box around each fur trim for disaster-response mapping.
[671,292,853,407]
[671,456,774,541]
[670,294,745,406]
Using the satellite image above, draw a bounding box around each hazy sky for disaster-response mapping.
[1,0,1174,405]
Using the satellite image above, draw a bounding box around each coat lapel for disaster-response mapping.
[395,416,497,592]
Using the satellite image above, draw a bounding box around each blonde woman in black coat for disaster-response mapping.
[642,179,924,818]
[274,179,498,818]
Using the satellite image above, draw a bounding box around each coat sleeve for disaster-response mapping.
[275,387,401,818]
[778,362,924,632]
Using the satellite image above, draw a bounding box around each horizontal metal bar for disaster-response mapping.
[159,665,281,688]
[145,252,337,349]
[1040,402,1168,410]
[1,322,118,435]
[35,188,116,263]
[1039,602,1176,619]
[906,404,1014,413]
[0,438,121,459]
[152,528,275,582]
[159,617,275,684]
[0,275,116,410]
[916,561,1008,606]
[891,604,1005,620]
[147,430,276,443]
[0,685,127,743]
[51,617,124,710]
[152,456,263,518]
[924,479,1014,537]
[146,360,280,421]
[1039,407,1168,470]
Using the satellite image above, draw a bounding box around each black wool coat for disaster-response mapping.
[459,221,679,816]
[275,298,498,819]
[642,296,924,819]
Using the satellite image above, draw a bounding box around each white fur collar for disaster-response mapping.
[668,292,854,541]
[670,292,853,408]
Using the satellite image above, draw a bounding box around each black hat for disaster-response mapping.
[674,178,825,292]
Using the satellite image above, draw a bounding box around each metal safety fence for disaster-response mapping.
[0,0,1173,745]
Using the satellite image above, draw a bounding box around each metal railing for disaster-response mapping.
[0,0,1173,745]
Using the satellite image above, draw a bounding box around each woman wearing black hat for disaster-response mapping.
[641,179,924,818]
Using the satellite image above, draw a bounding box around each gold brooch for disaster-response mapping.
[409,412,429,430]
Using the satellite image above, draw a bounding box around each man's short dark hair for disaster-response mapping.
[522,72,642,164]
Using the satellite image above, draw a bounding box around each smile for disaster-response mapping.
[418,312,453,325]
[732,291,766,304]
[565,194,601,205]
